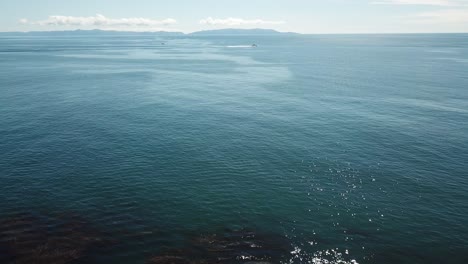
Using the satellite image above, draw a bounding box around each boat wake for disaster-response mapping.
[226,45,255,48]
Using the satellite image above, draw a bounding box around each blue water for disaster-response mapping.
[0,33,467,264]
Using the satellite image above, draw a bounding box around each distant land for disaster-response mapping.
[189,28,299,36]
[0,28,300,36]
[0,29,184,36]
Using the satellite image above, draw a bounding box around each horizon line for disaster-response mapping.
[1,29,468,35]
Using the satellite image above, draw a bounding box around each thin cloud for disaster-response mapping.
[371,0,461,6]
[21,14,176,28]
[18,18,29,25]
[413,9,468,22]
[199,17,285,26]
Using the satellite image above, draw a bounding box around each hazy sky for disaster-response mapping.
[2,0,468,33]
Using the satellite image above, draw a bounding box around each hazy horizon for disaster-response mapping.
[2,28,468,35]
[2,0,468,34]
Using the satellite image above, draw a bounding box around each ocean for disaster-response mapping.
[0,33,467,264]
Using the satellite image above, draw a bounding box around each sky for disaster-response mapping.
[1,0,468,33]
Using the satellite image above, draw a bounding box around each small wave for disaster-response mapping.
[427,49,458,54]
[436,57,468,64]
[226,45,254,48]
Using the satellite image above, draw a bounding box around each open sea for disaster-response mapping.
[0,33,467,264]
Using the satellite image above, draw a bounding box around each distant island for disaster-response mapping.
[0,28,300,36]
[189,28,299,36]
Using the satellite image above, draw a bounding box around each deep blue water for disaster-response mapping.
[0,33,467,264]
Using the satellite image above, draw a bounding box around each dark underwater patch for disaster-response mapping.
[0,212,111,264]
[147,228,292,264]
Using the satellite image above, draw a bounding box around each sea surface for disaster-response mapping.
[0,33,467,264]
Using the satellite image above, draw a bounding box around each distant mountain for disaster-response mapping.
[0,29,184,36]
[190,28,299,36]
[0,28,300,36]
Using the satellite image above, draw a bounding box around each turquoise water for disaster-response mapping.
[0,34,467,263]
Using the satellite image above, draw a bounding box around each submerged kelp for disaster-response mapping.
[147,256,201,264]
[147,228,292,264]
[0,212,110,264]
[0,211,361,264]
[1,212,287,264]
